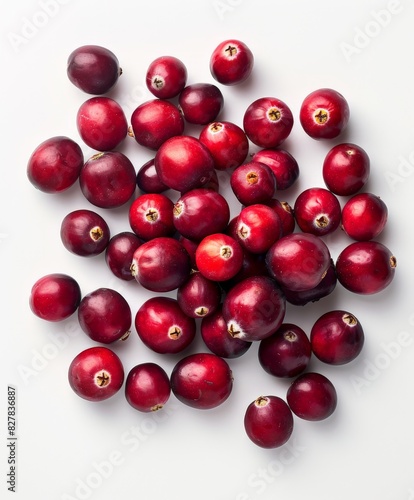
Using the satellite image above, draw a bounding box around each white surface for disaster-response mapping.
[1,1,414,499]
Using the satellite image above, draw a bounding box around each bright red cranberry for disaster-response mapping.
[310,310,364,365]
[76,96,127,151]
[125,363,171,412]
[209,39,254,85]
[170,352,233,409]
[146,55,187,99]
[244,396,294,449]
[252,148,300,191]
[322,143,370,196]
[129,99,184,150]
[266,233,331,292]
[67,45,121,95]
[27,136,84,193]
[286,372,337,421]
[258,323,312,378]
[178,83,224,125]
[293,187,341,236]
[300,88,350,140]
[135,296,196,354]
[265,199,296,236]
[336,241,397,295]
[136,158,169,194]
[341,193,388,241]
[60,209,110,257]
[129,193,175,241]
[243,97,294,149]
[29,273,81,322]
[68,346,124,402]
[230,161,276,205]
[78,288,131,344]
[105,231,142,281]
[177,271,222,319]
[131,236,191,292]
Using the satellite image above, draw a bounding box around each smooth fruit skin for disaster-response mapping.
[125,363,171,412]
[136,158,169,194]
[230,161,276,206]
[252,148,300,191]
[177,271,222,319]
[129,193,175,241]
[210,39,254,85]
[29,273,81,322]
[265,199,296,236]
[105,232,142,281]
[341,193,388,241]
[146,55,187,99]
[178,83,224,125]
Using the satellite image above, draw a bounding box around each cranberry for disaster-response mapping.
[27,136,84,193]
[68,346,124,402]
[60,209,110,257]
[135,297,196,354]
[209,39,254,85]
[177,271,222,318]
[341,193,388,241]
[129,99,184,150]
[78,288,131,344]
[67,45,121,95]
[221,249,269,291]
[146,55,187,99]
[129,193,175,241]
[136,158,169,194]
[336,241,397,295]
[230,161,276,205]
[170,352,233,409]
[252,148,299,191]
[299,88,350,140]
[286,372,337,421]
[29,273,81,322]
[310,310,364,365]
[258,323,312,378]
[76,96,128,151]
[105,231,142,281]
[178,235,198,269]
[265,199,296,236]
[322,143,370,196]
[243,97,294,149]
[178,83,224,125]
[125,363,171,412]
[244,396,294,448]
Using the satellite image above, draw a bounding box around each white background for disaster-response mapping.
[1,1,414,499]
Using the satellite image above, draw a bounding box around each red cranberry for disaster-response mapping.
[341,193,388,241]
[68,346,124,402]
[136,158,169,194]
[265,199,296,236]
[129,193,175,241]
[243,97,294,149]
[310,310,364,365]
[105,231,142,281]
[78,288,131,344]
[76,96,128,151]
[322,143,370,196]
[221,249,269,291]
[170,352,233,409]
[146,55,187,99]
[67,45,121,95]
[177,271,222,318]
[210,39,254,85]
[286,372,337,421]
[60,209,110,257]
[27,136,84,193]
[336,241,397,295]
[244,396,294,449]
[125,362,171,412]
[178,83,224,125]
[230,161,276,205]
[299,88,350,140]
[29,273,81,322]
[178,235,198,269]
[252,148,299,191]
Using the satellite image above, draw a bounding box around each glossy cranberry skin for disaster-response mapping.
[322,143,370,196]
[210,39,254,85]
[243,97,294,149]
[258,323,312,378]
[29,273,81,322]
[179,83,224,125]
[105,231,142,281]
[177,272,222,318]
[170,353,233,409]
[68,347,124,402]
[129,193,175,241]
[300,88,350,140]
[60,209,110,257]
[341,193,388,241]
[79,151,136,208]
[336,241,397,295]
[136,158,169,194]
[294,187,341,236]
[252,148,299,191]
[27,136,84,193]
[222,250,269,292]
[178,235,198,269]
[265,199,295,236]
[310,310,364,365]
[125,363,171,412]
[78,288,131,344]
[76,97,127,151]
[244,396,294,449]
[129,99,184,150]
[146,55,187,99]
[67,45,121,95]
[287,372,337,421]
[230,161,276,205]
[266,233,331,292]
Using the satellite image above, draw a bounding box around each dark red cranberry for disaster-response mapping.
[265,199,296,236]
[258,323,312,378]
[178,235,198,269]
[310,310,364,365]
[177,271,222,319]
[125,362,171,412]
[178,83,224,125]
[230,161,276,205]
[209,39,254,85]
[135,297,196,354]
[67,45,121,95]
[60,209,110,257]
[341,193,388,241]
[336,241,397,295]
[146,55,187,99]
[221,249,269,291]
[136,158,169,194]
[68,346,124,402]
[244,396,294,448]
[170,352,233,409]
[128,193,175,241]
[27,136,84,193]
[29,273,81,322]
[252,148,299,191]
[105,232,142,281]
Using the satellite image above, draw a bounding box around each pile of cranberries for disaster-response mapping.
[28,41,397,449]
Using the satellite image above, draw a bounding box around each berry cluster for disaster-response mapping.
[28,41,397,449]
